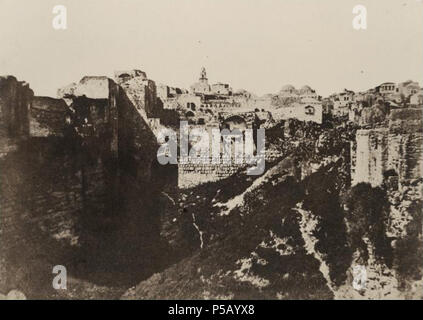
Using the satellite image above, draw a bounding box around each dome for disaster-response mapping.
[300,85,313,92]
[281,84,296,92]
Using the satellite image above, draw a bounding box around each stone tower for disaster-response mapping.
[200,67,208,83]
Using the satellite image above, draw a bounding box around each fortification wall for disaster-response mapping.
[0,138,111,295]
[30,97,68,137]
[1,72,178,297]
[0,76,33,156]
[0,76,121,296]
[352,108,423,188]
[352,128,389,187]
[177,149,282,189]
[178,161,246,189]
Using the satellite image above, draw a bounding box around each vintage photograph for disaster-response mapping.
[0,0,422,301]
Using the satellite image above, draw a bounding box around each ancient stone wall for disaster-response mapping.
[0,71,177,296]
[115,70,161,119]
[0,138,110,295]
[0,76,33,150]
[113,71,178,276]
[351,108,423,188]
[177,148,282,189]
[115,71,162,182]
[352,128,389,187]
[178,162,246,189]
[30,97,69,137]
[0,76,124,296]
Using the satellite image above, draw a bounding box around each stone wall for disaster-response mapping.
[0,75,148,296]
[30,97,68,137]
[352,128,389,187]
[0,75,125,295]
[351,108,423,188]
[0,71,179,297]
[115,70,161,119]
[0,76,33,155]
[177,148,282,189]
[178,162,246,189]
[115,70,176,171]
[0,137,111,295]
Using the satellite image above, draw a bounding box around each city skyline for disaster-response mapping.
[1,0,422,97]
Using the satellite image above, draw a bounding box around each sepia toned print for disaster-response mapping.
[0,0,422,300]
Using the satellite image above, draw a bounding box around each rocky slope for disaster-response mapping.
[123,120,423,300]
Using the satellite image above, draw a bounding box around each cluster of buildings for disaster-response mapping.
[271,84,323,123]
[328,81,422,123]
[156,68,325,126]
[156,68,422,129]
[157,68,269,129]
[158,68,238,108]
[377,80,420,102]
[190,67,233,96]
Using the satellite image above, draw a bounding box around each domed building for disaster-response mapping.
[299,85,313,95]
[279,84,297,96]
[299,85,318,99]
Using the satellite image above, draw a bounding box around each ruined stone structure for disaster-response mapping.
[1,75,121,294]
[352,108,423,188]
[0,76,33,290]
[0,71,176,297]
[30,97,69,138]
[175,111,279,189]
[0,76,33,151]
[352,128,389,187]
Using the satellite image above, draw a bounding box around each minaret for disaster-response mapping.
[199,67,208,84]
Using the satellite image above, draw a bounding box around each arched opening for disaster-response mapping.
[185,111,195,118]
[222,115,247,131]
[305,105,315,115]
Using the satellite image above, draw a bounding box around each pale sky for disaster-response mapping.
[0,0,422,97]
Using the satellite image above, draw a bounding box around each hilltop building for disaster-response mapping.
[278,84,318,99]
